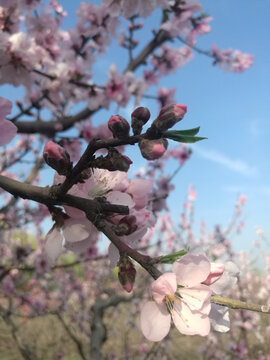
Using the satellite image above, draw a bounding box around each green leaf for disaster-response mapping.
[166,126,201,137]
[164,131,207,143]
[159,249,189,264]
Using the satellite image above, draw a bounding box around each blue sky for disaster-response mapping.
[1,1,270,255]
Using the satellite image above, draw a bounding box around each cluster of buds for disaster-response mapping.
[43,141,72,176]
[108,115,130,139]
[118,254,136,293]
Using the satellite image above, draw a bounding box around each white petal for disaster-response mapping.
[65,237,95,257]
[107,191,135,208]
[179,284,212,313]
[173,254,211,287]
[172,301,210,336]
[44,227,63,266]
[211,261,239,295]
[140,301,171,342]
[108,243,120,268]
[210,304,230,332]
[63,218,94,243]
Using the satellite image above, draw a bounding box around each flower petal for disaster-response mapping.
[108,243,120,268]
[172,301,210,336]
[0,119,17,146]
[65,237,97,258]
[63,218,94,243]
[173,253,211,287]
[140,301,171,342]
[151,273,177,304]
[0,97,12,120]
[210,304,230,332]
[44,227,63,266]
[107,191,135,209]
[210,261,239,295]
[179,284,212,313]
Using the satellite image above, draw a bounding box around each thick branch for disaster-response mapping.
[0,175,128,216]
[15,107,95,136]
[90,295,132,360]
[124,29,170,73]
[0,174,161,279]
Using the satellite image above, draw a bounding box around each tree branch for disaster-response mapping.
[211,295,270,314]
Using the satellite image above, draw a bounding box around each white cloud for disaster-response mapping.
[193,145,259,177]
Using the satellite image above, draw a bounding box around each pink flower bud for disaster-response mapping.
[118,255,136,293]
[152,103,187,132]
[131,106,151,135]
[108,115,130,139]
[139,138,168,160]
[203,263,225,285]
[43,141,72,175]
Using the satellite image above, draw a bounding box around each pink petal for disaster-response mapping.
[203,262,225,285]
[172,301,210,336]
[151,272,177,304]
[140,301,171,342]
[0,97,12,120]
[0,119,17,146]
[172,253,211,287]
[44,227,63,266]
[179,284,212,313]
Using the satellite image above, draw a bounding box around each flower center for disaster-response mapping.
[163,293,184,320]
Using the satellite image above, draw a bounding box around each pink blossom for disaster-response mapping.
[140,254,213,341]
[161,0,202,37]
[151,45,193,76]
[0,97,17,146]
[211,45,253,73]
[102,0,169,19]
[1,275,15,297]
[157,87,176,108]
[187,184,196,201]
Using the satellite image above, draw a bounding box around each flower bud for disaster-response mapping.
[115,215,137,236]
[131,107,151,135]
[152,103,187,132]
[118,255,136,293]
[43,141,72,175]
[108,115,130,139]
[139,138,168,160]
